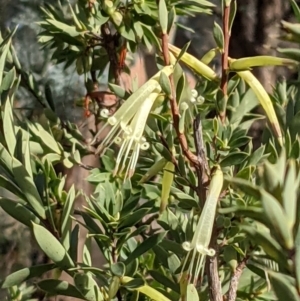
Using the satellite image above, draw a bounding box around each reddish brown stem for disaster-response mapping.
[161,33,200,168]
[220,3,231,123]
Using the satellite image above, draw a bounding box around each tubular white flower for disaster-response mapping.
[180,166,223,285]
[91,66,174,179]
[113,91,160,178]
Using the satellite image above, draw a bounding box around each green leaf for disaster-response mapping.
[12,158,46,219]
[290,0,300,22]
[61,185,76,250]
[122,276,171,301]
[38,279,85,299]
[123,278,145,290]
[153,143,173,161]
[83,238,92,267]
[46,19,80,37]
[0,198,40,227]
[0,36,12,87]
[119,208,150,229]
[133,21,144,40]
[216,89,226,114]
[225,176,261,199]
[282,160,298,232]
[3,97,16,156]
[228,0,237,34]
[223,245,237,271]
[295,222,300,292]
[28,122,62,155]
[124,232,167,265]
[22,130,33,178]
[70,224,79,262]
[235,165,255,180]
[167,7,176,33]
[120,25,136,42]
[176,74,185,103]
[149,270,179,293]
[109,276,120,299]
[74,273,102,301]
[159,0,168,34]
[268,271,300,301]
[111,262,126,277]
[45,82,55,111]
[109,83,126,98]
[277,48,300,61]
[174,41,191,66]
[159,71,172,96]
[0,143,15,177]
[218,206,266,225]
[220,152,248,167]
[213,21,224,50]
[230,88,259,124]
[0,174,25,200]
[241,225,286,263]
[2,67,16,91]
[32,222,75,269]
[260,189,294,250]
[1,263,56,288]
[248,144,266,166]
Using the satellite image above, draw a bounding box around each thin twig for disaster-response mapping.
[100,24,121,85]
[227,256,249,301]
[220,2,231,123]
[161,29,200,168]
[206,226,223,301]
[193,115,210,206]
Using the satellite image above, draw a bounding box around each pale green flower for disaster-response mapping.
[180,166,223,285]
[92,65,174,179]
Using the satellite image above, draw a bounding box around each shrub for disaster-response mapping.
[1,0,300,301]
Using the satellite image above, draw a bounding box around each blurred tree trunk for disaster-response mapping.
[230,0,290,89]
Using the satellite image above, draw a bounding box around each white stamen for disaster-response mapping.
[191,89,198,98]
[100,108,110,118]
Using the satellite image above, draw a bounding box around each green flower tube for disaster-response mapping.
[180,166,223,285]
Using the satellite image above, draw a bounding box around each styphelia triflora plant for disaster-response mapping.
[1,1,300,301]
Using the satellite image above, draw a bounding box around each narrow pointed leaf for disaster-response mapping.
[213,21,224,50]
[3,97,16,156]
[32,222,75,269]
[124,232,167,265]
[121,276,171,301]
[61,185,76,250]
[1,263,56,288]
[0,198,40,227]
[260,190,294,250]
[12,158,46,219]
[0,37,12,86]
[290,0,300,22]
[268,271,300,301]
[159,0,168,34]
[160,162,175,213]
[38,279,85,299]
